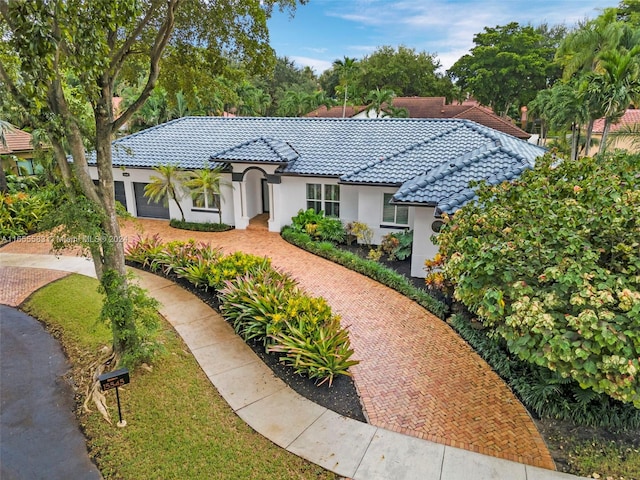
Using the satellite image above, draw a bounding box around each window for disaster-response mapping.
[306,183,340,217]
[306,184,322,212]
[193,188,220,211]
[324,185,340,217]
[382,193,408,225]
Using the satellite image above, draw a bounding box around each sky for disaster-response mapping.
[267,0,620,75]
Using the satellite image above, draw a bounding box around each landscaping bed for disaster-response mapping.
[145,266,367,422]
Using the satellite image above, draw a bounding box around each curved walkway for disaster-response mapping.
[1,219,563,474]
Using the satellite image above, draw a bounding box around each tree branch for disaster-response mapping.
[113,0,181,131]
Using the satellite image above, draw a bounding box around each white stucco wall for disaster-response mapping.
[90,166,235,225]
[357,187,414,244]
[411,206,441,278]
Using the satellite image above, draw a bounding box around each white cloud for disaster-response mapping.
[290,56,333,74]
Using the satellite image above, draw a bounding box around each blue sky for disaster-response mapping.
[267,0,619,74]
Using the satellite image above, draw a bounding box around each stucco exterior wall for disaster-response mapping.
[89,166,235,225]
[411,206,441,278]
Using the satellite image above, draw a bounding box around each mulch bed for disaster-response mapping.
[129,262,367,423]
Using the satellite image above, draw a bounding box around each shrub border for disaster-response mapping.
[281,227,449,319]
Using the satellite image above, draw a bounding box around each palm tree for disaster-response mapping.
[364,88,396,117]
[333,57,359,118]
[278,90,309,117]
[312,90,335,111]
[586,46,640,154]
[170,90,190,119]
[144,164,186,221]
[182,165,228,224]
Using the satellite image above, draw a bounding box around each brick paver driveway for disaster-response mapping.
[1,217,555,469]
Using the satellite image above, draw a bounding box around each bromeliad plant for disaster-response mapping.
[125,236,359,386]
[218,266,358,386]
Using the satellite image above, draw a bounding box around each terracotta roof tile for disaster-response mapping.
[0,128,34,155]
[306,97,530,139]
[592,108,640,133]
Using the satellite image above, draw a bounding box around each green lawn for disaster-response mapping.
[22,274,336,480]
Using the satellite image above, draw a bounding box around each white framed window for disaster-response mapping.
[193,189,220,211]
[306,183,340,217]
[382,193,408,225]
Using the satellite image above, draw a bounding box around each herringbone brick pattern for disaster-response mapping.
[0,266,69,306]
[0,217,555,469]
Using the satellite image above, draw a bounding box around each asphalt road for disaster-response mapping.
[0,305,102,480]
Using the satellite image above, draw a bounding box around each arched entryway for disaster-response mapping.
[231,166,280,231]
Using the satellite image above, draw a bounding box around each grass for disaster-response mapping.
[567,440,640,480]
[22,274,337,480]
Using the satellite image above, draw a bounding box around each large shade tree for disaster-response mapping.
[448,22,560,117]
[0,0,305,359]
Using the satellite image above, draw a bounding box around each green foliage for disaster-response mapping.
[281,227,449,319]
[124,234,166,270]
[144,164,186,221]
[126,235,357,385]
[99,270,162,367]
[0,190,54,237]
[219,268,301,344]
[169,219,233,232]
[269,316,359,387]
[290,208,324,232]
[205,251,272,290]
[437,152,640,406]
[449,314,640,429]
[219,266,357,386]
[380,230,413,260]
[316,217,345,243]
[448,22,560,116]
[290,208,345,243]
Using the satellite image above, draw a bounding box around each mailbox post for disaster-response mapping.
[98,368,130,427]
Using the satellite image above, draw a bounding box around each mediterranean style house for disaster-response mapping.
[88,116,546,278]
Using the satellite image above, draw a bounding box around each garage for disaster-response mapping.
[133,182,170,219]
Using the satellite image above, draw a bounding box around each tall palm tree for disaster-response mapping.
[586,45,640,154]
[333,57,358,118]
[182,165,228,224]
[144,164,186,221]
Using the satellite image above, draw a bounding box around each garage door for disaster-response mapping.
[114,181,127,210]
[133,182,170,219]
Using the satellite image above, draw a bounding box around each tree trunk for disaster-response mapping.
[585,119,594,157]
[0,163,7,193]
[599,119,611,155]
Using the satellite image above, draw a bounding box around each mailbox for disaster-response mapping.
[99,368,130,391]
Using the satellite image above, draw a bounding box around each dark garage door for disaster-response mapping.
[133,182,170,219]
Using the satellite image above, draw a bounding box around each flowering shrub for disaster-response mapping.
[435,152,640,406]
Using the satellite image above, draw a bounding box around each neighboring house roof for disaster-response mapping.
[0,128,36,155]
[99,116,546,214]
[306,97,531,140]
[592,108,640,133]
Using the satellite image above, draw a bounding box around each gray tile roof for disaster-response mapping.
[99,116,546,213]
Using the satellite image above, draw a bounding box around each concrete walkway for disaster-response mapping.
[0,251,587,480]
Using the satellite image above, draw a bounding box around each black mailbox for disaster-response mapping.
[99,368,130,391]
